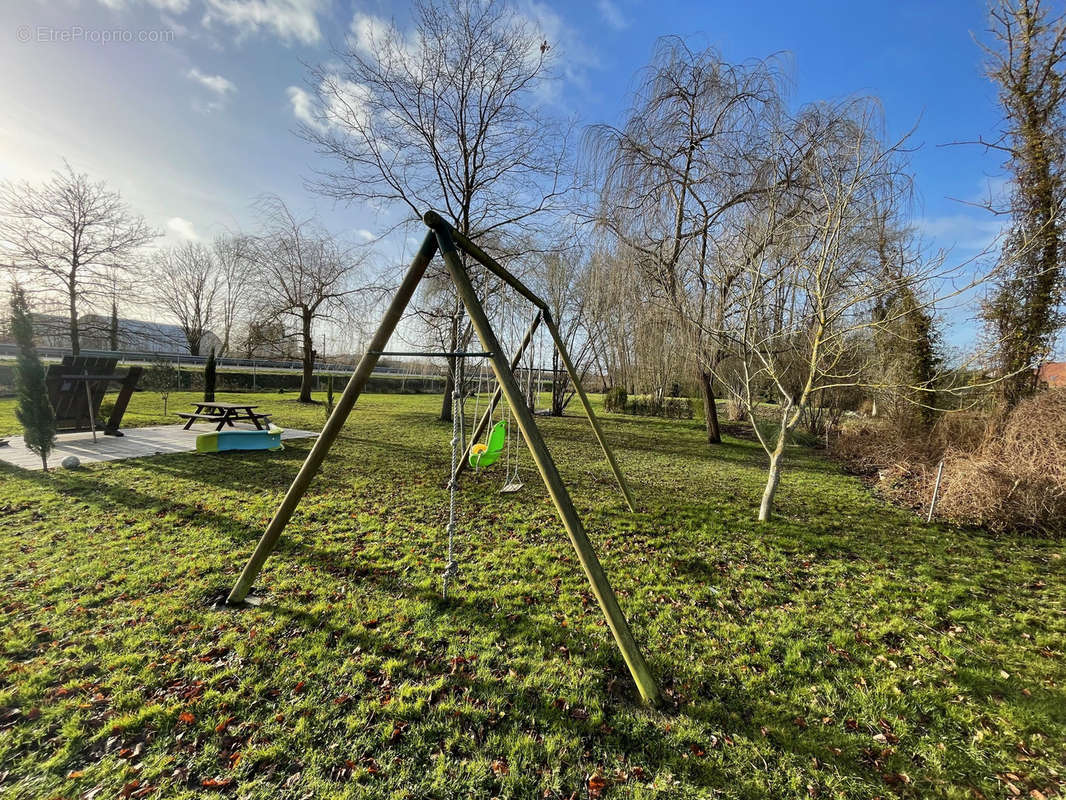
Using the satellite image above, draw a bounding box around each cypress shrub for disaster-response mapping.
[204,347,217,402]
[10,286,56,469]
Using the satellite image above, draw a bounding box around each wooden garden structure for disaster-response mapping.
[45,356,143,437]
[227,212,659,706]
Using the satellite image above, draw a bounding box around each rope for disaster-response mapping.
[443,315,462,599]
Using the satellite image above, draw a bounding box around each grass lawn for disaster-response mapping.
[0,390,1063,799]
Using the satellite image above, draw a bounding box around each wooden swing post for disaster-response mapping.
[428,213,636,512]
[430,217,660,706]
[227,232,439,604]
[224,214,658,706]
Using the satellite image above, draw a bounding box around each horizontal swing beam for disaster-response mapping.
[370,350,494,358]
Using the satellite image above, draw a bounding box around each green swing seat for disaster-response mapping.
[468,420,507,469]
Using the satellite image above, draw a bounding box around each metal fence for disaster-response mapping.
[0,343,436,378]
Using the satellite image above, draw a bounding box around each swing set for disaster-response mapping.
[225,211,658,706]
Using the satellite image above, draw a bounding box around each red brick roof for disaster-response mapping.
[1038,362,1066,387]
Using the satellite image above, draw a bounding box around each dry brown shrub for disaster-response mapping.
[831,392,1065,535]
[937,390,1066,535]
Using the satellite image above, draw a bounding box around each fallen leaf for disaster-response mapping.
[588,773,608,798]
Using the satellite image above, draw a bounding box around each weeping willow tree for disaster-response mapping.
[585,37,790,446]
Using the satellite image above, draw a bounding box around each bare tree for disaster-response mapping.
[250,196,366,402]
[152,242,221,356]
[723,101,925,521]
[977,0,1066,407]
[585,38,790,445]
[300,0,574,419]
[213,234,254,356]
[528,248,594,416]
[0,162,157,355]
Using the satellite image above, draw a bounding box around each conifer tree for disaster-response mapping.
[10,286,56,470]
[204,346,217,403]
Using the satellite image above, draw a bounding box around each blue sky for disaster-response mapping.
[0,0,1009,350]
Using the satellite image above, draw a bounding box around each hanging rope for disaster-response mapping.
[442,314,463,599]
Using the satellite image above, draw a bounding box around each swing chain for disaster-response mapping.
[443,316,463,599]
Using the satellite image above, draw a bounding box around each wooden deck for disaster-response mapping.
[0,424,318,471]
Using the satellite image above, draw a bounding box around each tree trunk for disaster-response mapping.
[299,310,315,403]
[758,446,785,522]
[68,279,80,356]
[440,313,458,422]
[551,350,565,416]
[698,369,722,444]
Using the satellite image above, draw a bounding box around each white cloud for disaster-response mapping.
[356,228,376,242]
[286,85,323,130]
[321,76,373,131]
[596,0,628,30]
[97,0,191,12]
[349,12,392,58]
[914,213,1006,253]
[202,0,324,44]
[166,216,200,241]
[186,67,236,96]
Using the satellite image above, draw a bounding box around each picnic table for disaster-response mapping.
[178,402,272,431]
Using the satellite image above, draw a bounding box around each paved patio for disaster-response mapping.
[0,424,318,471]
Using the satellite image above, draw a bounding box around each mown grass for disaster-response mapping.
[0,390,1063,799]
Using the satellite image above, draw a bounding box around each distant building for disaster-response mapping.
[20,313,219,356]
[1038,362,1066,388]
[80,315,220,355]
[27,314,73,348]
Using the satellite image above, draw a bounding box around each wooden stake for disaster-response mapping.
[927,460,944,523]
[430,218,660,706]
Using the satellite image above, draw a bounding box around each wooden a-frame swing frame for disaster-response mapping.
[227,211,659,706]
